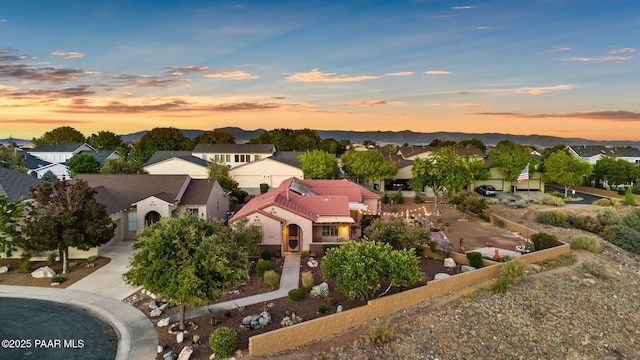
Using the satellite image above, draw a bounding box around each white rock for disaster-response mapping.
[434,273,451,280]
[176,332,184,344]
[0,265,9,274]
[307,259,319,267]
[209,354,216,360]
[443,258,456,269]
[178,345,193,360]
[31,266,55,278]
[461,265,476,273]
[150,308,163,317]
[157,318,170,327]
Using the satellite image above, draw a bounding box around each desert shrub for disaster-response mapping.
[531,232,560,251]
[570,235,601,253]
[280,312,303,327]
[19,253,31,273]
[622,210,640,233]
[478,213,491,222]
[46,253,58,265]
[389,190,404,204]
[541,195,565,207]
[68,261,78,268]
[318,303,328,313]
[86,255,97,263]
[603,225,640,254]
[494,218,505,228]
[255,259,275,278]
[567,214,601,233]
[301,271,314,291]
[310,284,329,299]
[300,250,311,259]
[263,270,279,290]
[507,199,528,208]
[369,323,394,345]
[623,187,638,206]
[551,191,564,198]
[51,276,65,284]
[288,288,305,301]
[261,251,272,261]
[500,258,529,285]
[469,197,488,214]
[491,278,510,293]
[413,193,422,204]
[581,261,609,280]
[466,252,483,268]
[597,208,622,228]
[259,183,269,194]
[209,327,237,358]
[536,211,568,227]
[593,198,613,207]
[381,192,390,204]
[326,297,336,306]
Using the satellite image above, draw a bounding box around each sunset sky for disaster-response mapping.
[1,1,639,141]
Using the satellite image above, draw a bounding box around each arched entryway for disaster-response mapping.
[283,224,302,253]
[144,211,161,226]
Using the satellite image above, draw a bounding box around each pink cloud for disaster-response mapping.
[287,69,379,83]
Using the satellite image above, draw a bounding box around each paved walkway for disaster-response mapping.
[155,254,301,324]
[0,285,157,360]
[67,241,141,300]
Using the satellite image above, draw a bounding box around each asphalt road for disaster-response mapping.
[0,298,117,360]
[545,185,603,204]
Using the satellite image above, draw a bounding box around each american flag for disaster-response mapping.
[517,165,529,183]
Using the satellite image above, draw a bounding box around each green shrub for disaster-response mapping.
[531,232,560,251]
[288,288,305,301]
[622,210,640,232]
[300,250,311,259]
[603,225,640,254]
[68,261,78,268]
[381,192,390,204]
[491,277,510,293]
[259,183,269,194]
[541,195,565,206]
[466,252,483,268]
[597,208,622,228]
[326,297,336,306]
[413,194,422,204]
[19,253,31,273]
[46,253,58,265]
[255,259,275,278]
[318,303,328,313]
[500,258,529,285]
[369,323,394,345]
[568,214,601,233]
[51,276,65,284]
[593,198,613,207]
[322,244,340,254]
[208,327,237,358]
[507,199,528,208]
[570,235,601,253]
[581,261,609,280]
[261,251,272,261]
[301,271,314,291]
[86,255,98,263]
[389,190,404,204]
[263,270,279,290]
[623,187,638,206]
[536,211,568,227]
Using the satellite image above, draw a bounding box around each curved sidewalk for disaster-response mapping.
[154,254,301,324]
[0,285,157,360]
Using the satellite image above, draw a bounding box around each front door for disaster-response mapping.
[284,224,301,252]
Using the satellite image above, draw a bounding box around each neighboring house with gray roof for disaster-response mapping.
[228,151,304,195]
[192,143,276,168]
[143,151,210,179]
[0,166,43,200]
[74,174,230,242]
[567,145,640,165]
[28,143,95,163]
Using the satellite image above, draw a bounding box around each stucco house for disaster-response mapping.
[228,151,304,195]
[567,145,640,165]
[229,177,379,255]
[192,143,276,169]
[26,143,121,179]
[143,151,210,179]
[74,174,230,243]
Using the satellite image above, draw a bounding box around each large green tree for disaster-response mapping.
[364,216,431,250]
[321,240,423,302]
[248,128,321,151]
[191,129,236,145]
[0,147,28,173]
[0,195,24,257]
[592,156,639,189]
[134,127,192,163]
[32,126,86,146]
[458,138,487,153]
[21,179,115,273]
[208,162,247,203]
[488,140,536,191]
[318,138,348,156]
[298,149,339,179]
[123,213,249,330]
[87,131,125,150]
[100,158,146,174]
[66,153,101,177]
[542,150,592,197]
[341,150,397,188]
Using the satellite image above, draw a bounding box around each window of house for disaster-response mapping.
[254,155,260,161]
[235,154,240,162]
[321,226,338,237]
[202,154,209,161]
[127,211,137,231]
[252,224,263,242]
[246,154,250,162]
[186,208,198,215]
[225,154,230,162]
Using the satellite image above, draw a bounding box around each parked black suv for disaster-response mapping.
[475,185,497,197]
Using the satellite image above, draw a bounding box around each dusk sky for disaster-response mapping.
[1,1,639,141]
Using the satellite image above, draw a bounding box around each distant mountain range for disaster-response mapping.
[4,127,640,148]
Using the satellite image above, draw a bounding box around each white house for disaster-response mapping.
[567,145,640,165]
[192,143,276,169]
[28,143,96,163]
[143,151,210,179]
[228,151,304,195]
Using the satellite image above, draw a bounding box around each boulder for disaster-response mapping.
[178,346,193,360]
[0,265,9,274]
[461,265,476,273]
[157,318,170,327]
[150,308,163,318]
[434,273,451,280]
[443,258,456,270]
[176,332,184,344]
[31,266,55,278]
